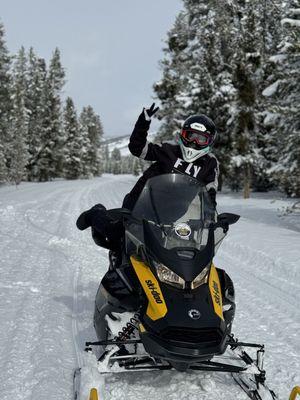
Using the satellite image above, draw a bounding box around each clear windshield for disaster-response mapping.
[127,174,221,251]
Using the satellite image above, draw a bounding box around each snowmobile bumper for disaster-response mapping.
[140,328,227,364]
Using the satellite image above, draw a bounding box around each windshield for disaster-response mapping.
[127,174,218,251]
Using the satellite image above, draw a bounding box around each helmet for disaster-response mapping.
[179,115,217,162]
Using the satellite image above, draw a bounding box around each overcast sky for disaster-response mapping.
[1,0,182,137]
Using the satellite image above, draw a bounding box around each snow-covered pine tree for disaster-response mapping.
[227,0,269,197]
[35,48,65,181]
[62,97,82,179]
[26,48,47,180]
[122,156,130,174]
[132,157,140,176]
[154,0,236,185]
[110,147,121,174]
[265,0,300,196]
[102,144,110,174]
[250,0,284,191]
[79,106,103,177]
[154,10,190,141]
[154,0,290,193]
[78,117,91,178]
[0,144,6,182]
[0,22,11,182]
[8,46,29,185]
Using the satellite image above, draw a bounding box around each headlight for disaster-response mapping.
[154,262,185,289]
[191,265,210,289]
[154,262,210,290]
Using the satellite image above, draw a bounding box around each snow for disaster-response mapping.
[281,18,300,27]
[262,80,281,97]
[220,84,236,95]
[263,111,280,126]
[106,132,157,157]
[289,8,300,16]
[269,54,287,64]
[107,135,131,157]
[0,176,299,400]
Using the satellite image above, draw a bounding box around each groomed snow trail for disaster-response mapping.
[0,175,299,400]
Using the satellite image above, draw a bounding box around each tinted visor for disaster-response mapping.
[181,129,211,146]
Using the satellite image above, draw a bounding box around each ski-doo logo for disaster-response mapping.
[145,280,163,304]
[188,309,201,320]
[212,281,221,306]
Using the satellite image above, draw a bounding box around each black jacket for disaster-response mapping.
[122,115,219,210]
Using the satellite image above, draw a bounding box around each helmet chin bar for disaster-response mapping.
[180,141,211,162]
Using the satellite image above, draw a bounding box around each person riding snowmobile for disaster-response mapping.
[76,103,219,255]
[74,108,277,400]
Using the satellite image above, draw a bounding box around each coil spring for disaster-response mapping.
[115,312,140,341]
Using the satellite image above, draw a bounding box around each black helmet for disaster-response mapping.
[179,115,217,162]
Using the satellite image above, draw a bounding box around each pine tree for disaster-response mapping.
[8,47,29,184]
[26,48,47,180]
[132,157,140,176]
[0,143,7,182]
[226,1,269,197]
[0,22,11,181]
[153,10,190,141]
[62,97,82,179]
[80,106,104,177]
[265,0,300,196]
[111,148,121,174]
[102,144,110,173]
[36,48,65,181]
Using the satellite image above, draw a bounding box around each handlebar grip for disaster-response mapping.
[76,212,90,230]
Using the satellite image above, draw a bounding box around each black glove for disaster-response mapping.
[144,102,159,120]
[135,103,160,129]
[76,203,107,231]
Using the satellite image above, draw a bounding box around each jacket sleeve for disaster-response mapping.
[128,113,163,161]
[205,156,219,207]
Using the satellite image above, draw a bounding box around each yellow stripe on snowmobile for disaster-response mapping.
[290,386,300,400]
[89,388,99,400]
[130,256,167,321]
[209,264,224,321]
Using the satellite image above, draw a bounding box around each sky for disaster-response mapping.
[1,0,182,137]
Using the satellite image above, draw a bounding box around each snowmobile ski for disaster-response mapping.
[233,374,277,400]
[73,367,81,400]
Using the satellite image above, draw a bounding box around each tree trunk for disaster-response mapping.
[243,164,251,199]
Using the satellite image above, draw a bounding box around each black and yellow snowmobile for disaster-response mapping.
[83,174,276,400]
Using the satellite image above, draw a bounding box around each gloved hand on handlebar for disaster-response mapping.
[76,203,108,233]
[76,204,125,251]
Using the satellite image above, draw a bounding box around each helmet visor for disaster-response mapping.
[181,129,211,147]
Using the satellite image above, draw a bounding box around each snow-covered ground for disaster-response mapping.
[0,175,299,400]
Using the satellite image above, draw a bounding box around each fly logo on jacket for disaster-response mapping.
[173,158,202,178]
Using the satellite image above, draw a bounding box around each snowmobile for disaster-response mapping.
[76,174,277,400]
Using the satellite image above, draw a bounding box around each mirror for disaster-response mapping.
[217,213,240,225]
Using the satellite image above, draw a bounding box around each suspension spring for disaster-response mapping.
[115,311,141,342]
